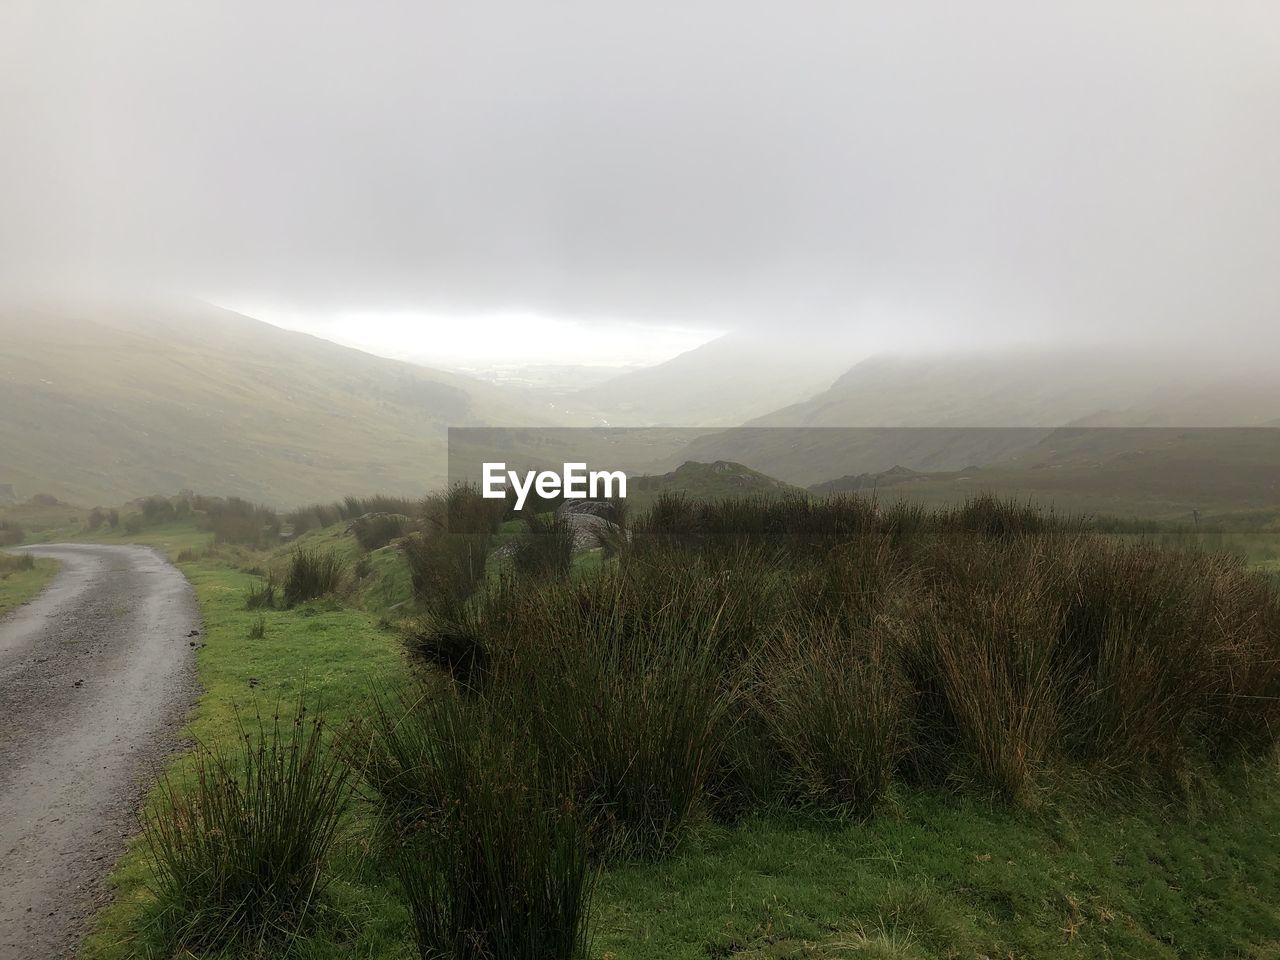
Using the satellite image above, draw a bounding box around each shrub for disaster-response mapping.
[143,704,349,951]
[140,494,176,524]
[281,547,346,607]
[0,520,24,547]
[123,513,145,534]
[200,497,281,548]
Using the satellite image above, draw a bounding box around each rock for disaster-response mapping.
[559,512,626,551]
[556,499,621,523]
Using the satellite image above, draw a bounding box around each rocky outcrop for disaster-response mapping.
[555,501,627,551]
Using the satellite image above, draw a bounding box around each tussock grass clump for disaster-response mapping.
[285,502,344,536]
[904,543,1064,802]
[355,691,594,960]
[406,615,489,691]
[341,493,418,520]
[281,547,346,607]
[429,483,507,535]
[349,512,410,551]
[402,532,491,618]
[244,573,279,610]
[510,511,576,579]
[143,704,349,951]
[457,551,777,857]
[758,618,910,817]
[391,489,1280,899]
[0,551,36,575]
[248,613,267,640]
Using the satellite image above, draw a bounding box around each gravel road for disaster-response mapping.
[0,544,199,960]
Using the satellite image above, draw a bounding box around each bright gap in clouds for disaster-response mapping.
[224,303,720,371]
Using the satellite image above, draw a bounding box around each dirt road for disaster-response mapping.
[0,544,198,960]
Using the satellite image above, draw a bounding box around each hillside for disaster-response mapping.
[673,349,1280,486]
[627,459,800,509]
[572,334,857,427]
[0,300,551,506]
[818,426,1280,522]
[752,349,1280,430]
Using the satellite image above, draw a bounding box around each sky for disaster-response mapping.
[2,2,1278,366]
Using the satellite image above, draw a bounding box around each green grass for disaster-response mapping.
[75,511,1280,959]
[81,557,412,960]
[0,555,60,617]
[594,775,1280,959]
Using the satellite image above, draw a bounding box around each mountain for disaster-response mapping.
[672,349,1280,486]
[572,334,857,427]
[803,428,1280,521]
[0,300,551,506]
[630,459,800,500]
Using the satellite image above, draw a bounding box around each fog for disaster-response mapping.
[3,2,1278,358]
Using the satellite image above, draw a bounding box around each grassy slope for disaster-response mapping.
[0,556,60,617]
[0,301,550,507]
[69,520,1280,960]
[81,555,413,960]
[598,780,1280,959]
[848,429,1280,524]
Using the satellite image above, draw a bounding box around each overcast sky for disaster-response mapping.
[3,2,1277,364]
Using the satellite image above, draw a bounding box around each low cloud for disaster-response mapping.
[3,2,1277,354]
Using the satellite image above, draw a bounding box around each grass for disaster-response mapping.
[74,497,1280,960]
[281,546,347,607]
[358,691,595,960]
[0,552,60,617]
[142,702,350,952]
[81,557,409,960]
[593,773,1280,959]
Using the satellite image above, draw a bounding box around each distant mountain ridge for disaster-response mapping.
[573,334,858,427]
[673,348,1280,485]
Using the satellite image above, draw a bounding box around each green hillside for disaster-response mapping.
[0,300,550,506]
